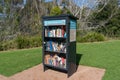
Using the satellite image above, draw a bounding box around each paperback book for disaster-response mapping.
[45,26,66,38]
[45,41,66,53]
[45,54,66,68]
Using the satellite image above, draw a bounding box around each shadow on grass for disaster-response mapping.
[76,53,83,70]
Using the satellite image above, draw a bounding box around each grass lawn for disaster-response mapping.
[0,48,42,76]
[77,40,120,80]
[0,40,120,80]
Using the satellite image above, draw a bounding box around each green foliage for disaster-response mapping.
[16,36,30,49]
[0,35,42,51]
[2,40,17,50]
[0,5,3,13]
[50,6,62,16]
[96,17,120,37]
[91,0,120,37]
[29,36,42,48]
[0,43,3,51]
[93,0,118,21]
[15,36,42,49]
[77,32,105,42]
[62,7,72,15]
[0,40,17,51]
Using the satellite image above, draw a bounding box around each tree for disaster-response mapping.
[91,0,120,37]
[66,0,109,30]
[50,6,62,16]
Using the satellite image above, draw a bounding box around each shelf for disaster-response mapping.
[44,37,66,39]
[45,50,66,54]
[42,15,77,77]
[44,64,67,71]
[44,25,66,27]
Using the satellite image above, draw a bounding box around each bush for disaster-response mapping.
[16,36,42,49]
[16,36,30,49]
[29,36,42,48]
[77,32,105,43]
[0,40,16,51]
[0,36,42,51]
[77,30,88,37]
[0,43,3,51]
[2,40,17,50]
[50,6,62,16]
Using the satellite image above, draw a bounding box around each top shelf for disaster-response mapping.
[44,25,66,27]
[44,36,67,39]
[43,19,66,26]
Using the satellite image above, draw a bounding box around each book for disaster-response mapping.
[45,29,47,37]
[49,40,53,51]
[46,41,66,53]
[62,26,65,37]
[45,54,66,68]
[53,28,55,37]
[45,26,66,38]
[64,32,66,38]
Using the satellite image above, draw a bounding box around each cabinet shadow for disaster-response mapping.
[76,53,83,70]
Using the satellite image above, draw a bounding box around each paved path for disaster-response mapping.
[0,64,105,80]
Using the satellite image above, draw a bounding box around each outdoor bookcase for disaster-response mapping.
[42,14,77,77]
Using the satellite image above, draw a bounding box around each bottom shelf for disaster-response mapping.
[44,64,67,71]
[44,53,66,69]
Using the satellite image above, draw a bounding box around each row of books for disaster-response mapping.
[45,40,66,53]
[44,54,66,68]
[45,26,66,37]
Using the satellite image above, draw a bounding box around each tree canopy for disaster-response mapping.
[0,0,120,42]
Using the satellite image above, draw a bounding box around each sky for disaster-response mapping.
[23,0,27,5]
[0,0,97,8]
[45,0,97,8]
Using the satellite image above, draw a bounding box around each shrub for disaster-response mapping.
[29,36,42,48]
[77,32,105,43]
[2,40,17,50]
[16,36,42,49]
[0,36,42,51]
[0,43,3,51]
[16,36,30,49]
[77,30,88,37]
[50,6,62,16]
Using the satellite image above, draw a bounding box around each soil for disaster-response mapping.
[0,64,105,80]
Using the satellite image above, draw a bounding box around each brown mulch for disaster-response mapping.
[0,64,105,80]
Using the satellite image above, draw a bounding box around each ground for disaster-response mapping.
[0,64,105,80]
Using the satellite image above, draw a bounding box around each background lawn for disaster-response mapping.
[0,40,120,80]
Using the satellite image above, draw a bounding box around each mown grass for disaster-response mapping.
[0,48,42,76]
[77,40,120,80]
[0,40,120,80]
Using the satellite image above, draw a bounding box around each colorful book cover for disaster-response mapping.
[53,28,55,37]
[62,26,65,37]
[49,40,53,51]
[48,29,50,37]
[64,32,66,38]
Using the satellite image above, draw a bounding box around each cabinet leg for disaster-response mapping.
[43,66,48,72]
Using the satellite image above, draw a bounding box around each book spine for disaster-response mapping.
[53,28,55,37]
[62,26,64,37]
[45,54,66,68]
[45,29,47,37]
[49,40,53,51]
